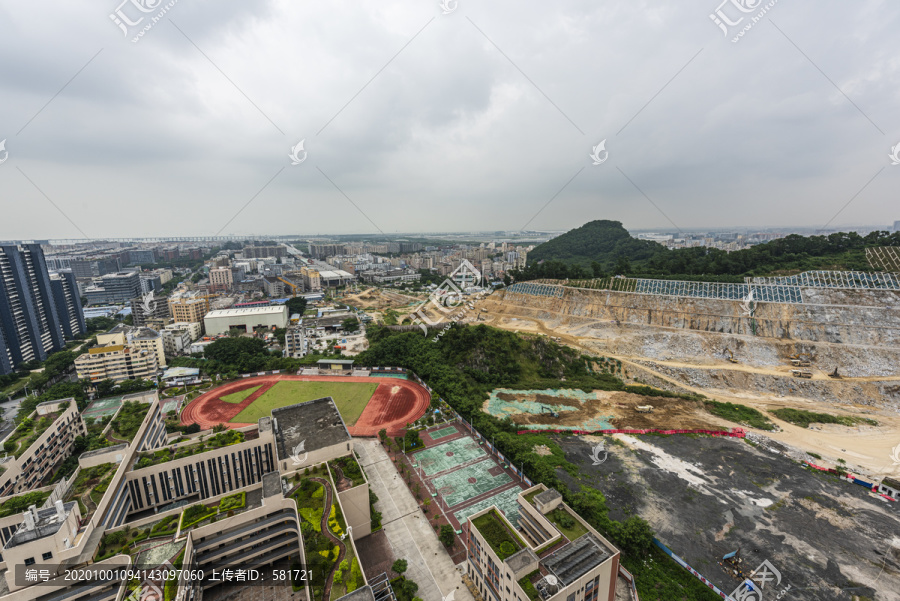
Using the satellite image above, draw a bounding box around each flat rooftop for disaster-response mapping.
[542,533,612,586]
[272,397,351,461]
[7,502,77,548]
[205,306,287,318]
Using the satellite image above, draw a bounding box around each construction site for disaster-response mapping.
[466,268,900,599]
[472,271,900,475]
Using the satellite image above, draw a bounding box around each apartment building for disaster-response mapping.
[129,294,171,328]
[168,292,210,329]
[96,324,166,369]
[283,325,307,358]
[48,271,85,341]
[0,245,70,375]
[467,485,620,601]
[0,400,85,497]
[208,267,233,293]
[74,344,159,383]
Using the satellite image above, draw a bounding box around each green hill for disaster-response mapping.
[519,220,899,281]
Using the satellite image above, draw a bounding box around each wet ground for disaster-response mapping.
[552,434,900,601]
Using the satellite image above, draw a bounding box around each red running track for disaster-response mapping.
[180,375,430,437]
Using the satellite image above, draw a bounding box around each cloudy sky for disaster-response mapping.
[0,0,898,239]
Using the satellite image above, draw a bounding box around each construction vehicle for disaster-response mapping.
[724,349,738,364]
[540,406,559,418]
[791,369,813,379]
[789,353,812,367]
[828,367,842,379]
[636,405,654,413]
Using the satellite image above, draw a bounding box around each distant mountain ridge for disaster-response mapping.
[521,220,900,280]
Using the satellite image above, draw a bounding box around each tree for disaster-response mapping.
[378,428,387,443]
[439,524,454,547]
[391,559,407,576]
[341,317,359,332]
[613,516,654,556]
[286,297,308,316]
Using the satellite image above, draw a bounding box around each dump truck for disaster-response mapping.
[636,405,654,413]
[790,369,813,379]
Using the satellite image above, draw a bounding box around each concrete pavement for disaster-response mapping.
[356,439,474,601]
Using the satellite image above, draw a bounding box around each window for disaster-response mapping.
[42,552,53,560]
[566,594,575,601]
[24,558,35,566]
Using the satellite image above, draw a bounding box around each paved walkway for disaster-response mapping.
[356,439,474,601]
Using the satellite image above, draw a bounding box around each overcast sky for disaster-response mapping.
[0,0,898,239]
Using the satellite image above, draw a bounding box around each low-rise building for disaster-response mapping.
[97,324,166,369]
[204,305,288,336]
[74,344,159,383]
[283,325,306,358]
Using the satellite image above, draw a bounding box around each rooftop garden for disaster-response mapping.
[518,571,541,601]
[178,492,248,532]
[328,454,365,489]
[472,509,525,561]
[522,488,541,505]
[0,490,52,518]
[134,430,245,469]
[546,507,588,542]
[4,414,58,458]
[293,478,332,601]
[96,526,153,561]
[65,463,117,519]
[108,401,151,442]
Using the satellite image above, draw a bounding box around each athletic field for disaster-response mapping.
[181,375,430,436]
[231,380,378,424]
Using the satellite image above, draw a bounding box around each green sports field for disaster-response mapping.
[220,385,262,404]
[230,381,379,425]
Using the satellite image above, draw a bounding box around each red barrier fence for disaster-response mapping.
[515,427,746,437]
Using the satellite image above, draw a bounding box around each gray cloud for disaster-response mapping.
[0,0,897,238]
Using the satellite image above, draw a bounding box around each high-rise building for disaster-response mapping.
[894,220,900,232]
[130,294,170,327]
[209,267,233,292]
[0,244,71,375]
[49,271,86,340]
[168,292,210,330]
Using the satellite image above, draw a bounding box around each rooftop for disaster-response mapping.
[534,488,561,507]
[541,533,612,586]
[81,443,127,459]
[7,502,77,548]
[334,586,376,601]
[272,397,351,461]
[883,477,900,490]
[506,547,539,573]
[205,306,287,318]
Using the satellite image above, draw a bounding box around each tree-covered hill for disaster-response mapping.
[519,220,899,281]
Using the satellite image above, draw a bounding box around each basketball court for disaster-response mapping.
[83,396,124,420]
[411,423,528,531]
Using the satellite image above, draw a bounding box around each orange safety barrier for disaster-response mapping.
[515,427,746,437]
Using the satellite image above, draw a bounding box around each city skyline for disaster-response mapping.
[0,1,898,239]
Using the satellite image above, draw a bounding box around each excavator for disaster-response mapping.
[540,406,560,418]
[724,349,738,364]
[828,367,842,379]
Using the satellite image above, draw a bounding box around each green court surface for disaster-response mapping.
[414,437,486,476]
[221,385,262,404]
[82,396,124,419]
[161,399,180,414]
[230,380,378,426]
[429,426,457,440]
[454,486,524,528]
[433,459,512,507]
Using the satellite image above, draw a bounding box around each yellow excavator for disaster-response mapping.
[724,349,738,364]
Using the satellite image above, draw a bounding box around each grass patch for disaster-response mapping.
[220,385,262,404]
[546,507,588,541]
[0,491,51,518]
[219,492,246,513]
[770,408,878,429]
[150,515,179,537]
[179,504,216,530]
[704,400,774,431]
[5,414,57,458]
[471,509,524,560]
[108,401,151,441]
[230,380,378,426]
